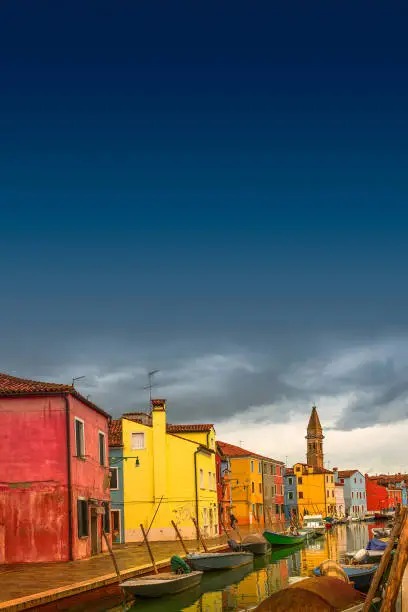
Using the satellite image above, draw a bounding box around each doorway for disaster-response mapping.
[90,509,100,555]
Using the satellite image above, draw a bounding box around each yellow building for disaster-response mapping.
[218,441,272,526]
[294,462,335,517]
[293,405,336,518]
[109,399,218,542]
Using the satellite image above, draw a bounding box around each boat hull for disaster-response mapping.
[186,551,253,571]
[263,530,305,547]
[120,571,203,598]
[240,541,269,556]
[313,564,377,592]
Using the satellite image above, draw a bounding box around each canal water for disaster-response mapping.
[109,522,381,612]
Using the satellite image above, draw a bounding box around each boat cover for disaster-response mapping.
[253,576,364,611]
[366,538,388,551]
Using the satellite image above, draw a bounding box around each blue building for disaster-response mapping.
[335,469,367,518]
[109,421,125,544]
[284,468,298,520]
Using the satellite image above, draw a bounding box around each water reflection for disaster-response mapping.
[118,523,381,612]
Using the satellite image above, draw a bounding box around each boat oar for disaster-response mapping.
[191,517,208,552]
[362,506,407,611]
[140,523,158,574]
[171,520,189,555]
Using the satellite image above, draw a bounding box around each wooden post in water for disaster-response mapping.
[363,507,407,612]
[102,529,121,579]
[140,523,158,574]
[380,510,408,612]
[171,520,189,555]
[192,517,208,552]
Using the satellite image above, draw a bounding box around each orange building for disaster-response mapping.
[218,441,283,526]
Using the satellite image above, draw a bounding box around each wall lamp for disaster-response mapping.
[111,456,140,467]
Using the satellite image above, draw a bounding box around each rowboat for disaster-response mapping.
[120,570,203,598]
[313,563,378,591]
[313,563,378,592]
[240,537,269,556]
[263,530,305,547]
[186,551,253,571]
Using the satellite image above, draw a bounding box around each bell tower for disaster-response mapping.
[306,405,324,469]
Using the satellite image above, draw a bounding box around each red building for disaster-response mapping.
[365,474,402,512]
[0,373,111,564]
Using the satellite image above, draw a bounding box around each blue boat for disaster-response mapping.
[313,564,378,592]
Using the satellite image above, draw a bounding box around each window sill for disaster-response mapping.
[79,536,89,540]
[75,455,86,461]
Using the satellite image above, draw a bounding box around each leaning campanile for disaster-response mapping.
[306,405,324,469]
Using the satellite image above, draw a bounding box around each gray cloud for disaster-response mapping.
[2,332,408,431]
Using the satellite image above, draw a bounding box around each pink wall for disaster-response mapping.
[69,396,111,560]
[0,396,69,563]
[0,394,111,563]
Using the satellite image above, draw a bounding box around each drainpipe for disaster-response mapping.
[194,448,200,530]
[64,394,74,561]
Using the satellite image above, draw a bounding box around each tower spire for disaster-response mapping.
[306,405,324,469]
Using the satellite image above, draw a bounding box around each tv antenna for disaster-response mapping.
[72,376,86,388]
[143,370,160,411]
[238,440,244,448]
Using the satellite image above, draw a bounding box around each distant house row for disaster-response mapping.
[0,372,406,565]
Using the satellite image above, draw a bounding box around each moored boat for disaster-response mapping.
[372,527,391,538]
[301,514,326,537]
[120,570,203,598]
[186,551,253,571]
[240,534,269,556]
[263,530,305,547]
[313,563,378,592]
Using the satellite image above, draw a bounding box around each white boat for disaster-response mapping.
[302,514,326,537]
[186,551,253,571]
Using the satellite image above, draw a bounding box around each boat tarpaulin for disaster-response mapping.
[366,537,387,551]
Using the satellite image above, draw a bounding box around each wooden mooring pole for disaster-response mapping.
[140,523,158,574]
[380,509,408,612]
[192,517,208,552]
[363,507,407,612]
[171,520,189,555]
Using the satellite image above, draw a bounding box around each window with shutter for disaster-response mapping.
[131,432,145,450]
[77,499,89,537]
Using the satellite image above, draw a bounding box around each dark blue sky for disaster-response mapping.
[1,1,408,424]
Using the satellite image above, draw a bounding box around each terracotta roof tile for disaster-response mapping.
[0,372,110,418]
[108,419,123,447]
[218,441,283,464]
[0,372,73,394]
[167,424,214,433]
[337,470,359,478]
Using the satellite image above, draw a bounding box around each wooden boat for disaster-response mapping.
[252,576,364,611]
[345,549,385,563]
[240,534,269,556]
[186,551,253,571]
[120,570,203,598]
[313,563,378,592]
[263,530,305,547]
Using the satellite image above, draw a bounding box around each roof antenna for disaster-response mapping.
[72,376,86,388]
[143,370,160,412]
[238,440,244,447]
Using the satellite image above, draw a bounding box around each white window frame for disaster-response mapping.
[110,467,119,490]
[258,462,262,474]
[74,417,85,458]
[208,471,212,489]
[250,460,254,473]
[200,468,205,489]
[131,432,145,450]
[288,491,294,500]
[98,431,106,466]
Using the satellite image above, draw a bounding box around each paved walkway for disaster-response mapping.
[0,534,229,607]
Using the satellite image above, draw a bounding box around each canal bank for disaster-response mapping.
[0,535,229,612]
